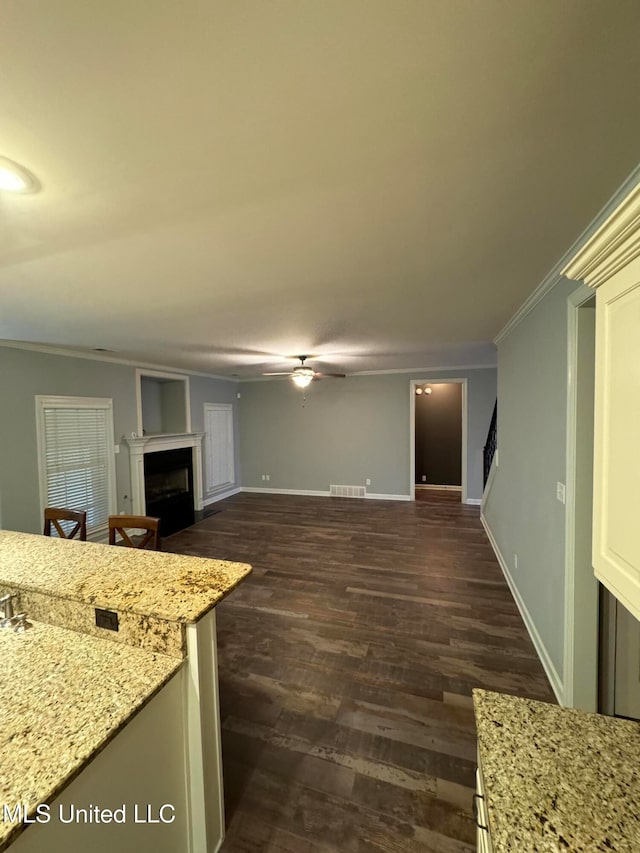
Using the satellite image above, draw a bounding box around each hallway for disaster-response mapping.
[166,492,554,852]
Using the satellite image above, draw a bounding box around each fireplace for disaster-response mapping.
[143,447,195,536]
[125,432,204,538]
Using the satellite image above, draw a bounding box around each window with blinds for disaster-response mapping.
[36,396,116,536]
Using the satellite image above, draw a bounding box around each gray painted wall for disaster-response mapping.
[0,347,238,533]
[140,376,163,434]
[483,278,580,682]
[239,368,496,500]
[162,380,188,434]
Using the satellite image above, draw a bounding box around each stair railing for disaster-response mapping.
[483,402,497,488]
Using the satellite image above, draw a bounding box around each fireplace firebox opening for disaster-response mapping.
[143,447,195,536]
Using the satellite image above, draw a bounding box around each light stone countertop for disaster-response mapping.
[0,619,182,851]
[473,689,640,853]
[0,530,252,624]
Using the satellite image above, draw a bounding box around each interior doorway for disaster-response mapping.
[565,287,598,711]
[412,382,463,502]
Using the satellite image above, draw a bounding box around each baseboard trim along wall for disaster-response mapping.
[416,484,462,492]
[242,487,331,497]
[465,498,482,506]
[365,493,411,502]
[202,486,242,507]
[480,513,564,705]
[241,487,411,501]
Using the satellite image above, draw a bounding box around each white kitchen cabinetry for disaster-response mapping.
[10,672,190,853]
[8,609,225,853]
[563,184,640,621]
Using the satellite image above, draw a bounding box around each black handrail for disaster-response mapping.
[483,401,497,488]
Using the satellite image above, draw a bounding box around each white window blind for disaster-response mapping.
[204,403,235,494]
[37,397,116,535]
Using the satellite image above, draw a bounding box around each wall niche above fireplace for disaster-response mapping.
[136,369,190,436]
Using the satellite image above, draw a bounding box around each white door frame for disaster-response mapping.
[563,284,599,710]
[409,378,468,504]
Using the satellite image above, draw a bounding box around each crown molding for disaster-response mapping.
[494,163,640,345]
[348,363,496,376]
[0,340,238,382]
[561,182,640,288]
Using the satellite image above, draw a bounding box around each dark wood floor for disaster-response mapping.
[165,492,554,852]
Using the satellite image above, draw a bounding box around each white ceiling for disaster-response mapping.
[1,0,640,378]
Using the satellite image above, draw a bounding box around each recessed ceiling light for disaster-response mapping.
[0,157,40,194]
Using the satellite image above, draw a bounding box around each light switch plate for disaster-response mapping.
[556,482,566,504]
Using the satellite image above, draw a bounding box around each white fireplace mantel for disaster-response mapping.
[124,432,205,515]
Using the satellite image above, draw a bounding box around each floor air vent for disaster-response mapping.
[330,484,366,498]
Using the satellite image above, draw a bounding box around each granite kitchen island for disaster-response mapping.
[0,530,252,853]
[473,689,640,852]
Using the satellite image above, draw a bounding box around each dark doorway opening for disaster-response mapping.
[414,383,462,500]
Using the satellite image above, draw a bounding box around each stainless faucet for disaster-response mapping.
[0,593,18,628]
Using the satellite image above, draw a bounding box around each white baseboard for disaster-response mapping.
[365,493,411,502]
[241,487,410,502]
[416,484,462,492]
[465,498,482,506]
[242,487,330,497]
[201,486,241,507]
[480,513,564,705]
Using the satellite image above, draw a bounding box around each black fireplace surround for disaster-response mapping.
[144,447,195,537]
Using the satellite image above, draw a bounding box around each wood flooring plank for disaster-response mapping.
[164,491,555,851]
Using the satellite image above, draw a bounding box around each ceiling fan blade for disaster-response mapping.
[262,371,292,376]
[313,372,346,379]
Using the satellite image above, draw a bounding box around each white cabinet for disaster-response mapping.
[10,672,190,853]
[563,184,640,621]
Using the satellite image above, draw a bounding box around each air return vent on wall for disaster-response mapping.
[330,485,366,498]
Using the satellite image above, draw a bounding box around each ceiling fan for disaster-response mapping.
[262,356,346,389]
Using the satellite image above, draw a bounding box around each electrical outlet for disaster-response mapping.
[95,608,119,632]
[261,474,266,481]
[421,475,426,482]
[514,553,518,570]
[556,481,566,504]
[365,478,371,486]
[266,474,270,481]
[114,444,120,454]
[236,392,241,399]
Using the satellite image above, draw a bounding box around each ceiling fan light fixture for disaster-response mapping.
[292,373,313,389]
[0,157,39,193]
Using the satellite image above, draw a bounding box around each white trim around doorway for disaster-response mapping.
[409,378,468,504]
[563,284,599,711]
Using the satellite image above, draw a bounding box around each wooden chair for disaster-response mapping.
[43,507,87,541]
[108,515,161,551]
